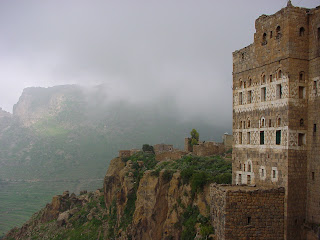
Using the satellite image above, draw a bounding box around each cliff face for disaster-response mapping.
[103,156,212,239]
[3,152,228,239]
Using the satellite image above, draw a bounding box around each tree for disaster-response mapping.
[190,129,199,146]
[142,144,154,153]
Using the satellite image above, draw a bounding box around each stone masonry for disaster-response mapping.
[229,2,320,239]
[210,184,285,240]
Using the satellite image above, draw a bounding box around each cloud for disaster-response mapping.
[0,0,318,127]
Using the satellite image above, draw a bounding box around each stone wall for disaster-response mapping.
[193,142,225,157]
[222,134,233,149]
[232,3,319,239]
[306,6,320,236]
[119,150,131,158]
[210,184,285,240]
[153,144,174,154]
[155,151,187,162]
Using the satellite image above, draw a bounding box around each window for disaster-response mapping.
[239,174,242,184]
[243,121,246,129]
[248,78,252,87]
[276,130,281,145]
[262,33,267,45]
[247,175,251,185]
[269,74,273,82]
[240,121,243,129]
[300,118,304,127]
[298,133,306,146]
[239,80,243,88]
[299,86,305,99]
[261,74,266,84]
[312,172,315,181]
[276,26,281,39]
[276,84,282,99]
[261,87,266,102]
[260,131,265,145]
[269,119,272,127]
[272,170,277,179]
[239,132,242,144]
[247,91,252,103]
[299,72,305,82]
[239,92,243,104]
[244,81,247,88]
[278,70,282,79]
[247,132,251,144]
[248,163,252,172]
[247,120,251,128]
[314,124,317,133]
[261,168,265,177]
[277,118,281,127]
[247,217,251,225]
[299,27,305,36]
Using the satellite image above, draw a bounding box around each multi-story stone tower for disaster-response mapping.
[232,2,320,239]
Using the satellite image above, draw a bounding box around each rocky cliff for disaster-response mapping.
[4,152,231,239]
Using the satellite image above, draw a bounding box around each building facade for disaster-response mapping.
[232,2,320,239]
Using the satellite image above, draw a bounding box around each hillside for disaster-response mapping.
[3,152,231,240]
[0,84,231,236]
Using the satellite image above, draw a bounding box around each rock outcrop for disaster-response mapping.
[4,152,230,239]
[103,156,212,239]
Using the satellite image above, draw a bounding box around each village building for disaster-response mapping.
[210,2,320,239]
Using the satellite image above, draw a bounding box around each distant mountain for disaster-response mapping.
[0,85,230,181]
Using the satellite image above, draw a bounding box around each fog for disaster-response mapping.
[0,0,319,126]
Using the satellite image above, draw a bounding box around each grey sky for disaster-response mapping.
[0,0,319,126]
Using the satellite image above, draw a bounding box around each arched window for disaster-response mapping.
[300,118,304,127]
[240,121,243,129]
[244,81,247,88]
[248,78,252,87]
[299,72,305,82]
[299,27,305,36]
[262,33,267,45]
[247,120,251,128]
[278,70,282,79]
[276,26,281,39]
[261,117,265,127]
[239,79,243,89]
[277,118,281,127]
[261,74,266,84]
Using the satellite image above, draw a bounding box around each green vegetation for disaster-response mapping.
[53,194,107,240]
[190,129,199,146]
[142,144,155,153]
[152,155,232,192]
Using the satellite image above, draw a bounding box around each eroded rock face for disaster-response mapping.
[131,171,210,240]
[103,157,211,240]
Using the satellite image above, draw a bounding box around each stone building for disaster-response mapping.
[153,144,174,154]
[211,2,320,240]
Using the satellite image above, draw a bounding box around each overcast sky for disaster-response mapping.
[0,0,319,126]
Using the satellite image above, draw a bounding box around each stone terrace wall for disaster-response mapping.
[210,184,285,240]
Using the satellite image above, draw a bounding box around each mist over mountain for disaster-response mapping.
[0,84,231,182]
